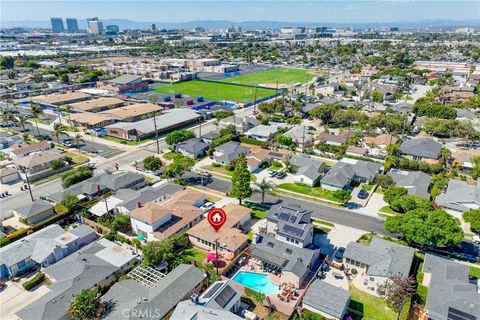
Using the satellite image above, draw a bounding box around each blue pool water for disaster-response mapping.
[232,271,280,295]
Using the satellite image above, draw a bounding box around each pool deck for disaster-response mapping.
[232,258,304,313]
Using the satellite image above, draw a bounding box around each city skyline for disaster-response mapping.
[2,1,479,25]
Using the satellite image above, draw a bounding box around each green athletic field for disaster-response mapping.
[154,80,277,103]
[221,67,317,86]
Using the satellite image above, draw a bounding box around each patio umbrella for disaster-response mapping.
[137,234,145,241]
[207,252,218,262]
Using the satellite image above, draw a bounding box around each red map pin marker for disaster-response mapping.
[207,208,227,232]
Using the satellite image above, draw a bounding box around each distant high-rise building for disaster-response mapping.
[150,23,156,31]
[88,17,104,34]
[105,25,119,35]
[50,17,64,33]
[66,18,79,33]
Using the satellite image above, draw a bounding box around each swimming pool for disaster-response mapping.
[232,271,280,295]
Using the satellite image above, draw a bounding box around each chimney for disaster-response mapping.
[96,185,101,193]
[190,293,199,304]
[136,202,142,208]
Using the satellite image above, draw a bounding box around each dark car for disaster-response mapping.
[334,247,345,262]
[35,134,52,141]
[275,171,287,179]
[358,189,368,199]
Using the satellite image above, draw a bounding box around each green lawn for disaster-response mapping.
[312,218,335,227]
[379,206,398,215]
[275,183,340,202]
[348,284,397,320]
[202,165,256,182]
[179,247,207,266]
[100,135,152,145]
[221,67,317,86]
[154,80,276,103]
[163,151,183,160]
[0,156,6,161]
[251,209,267,220]
[470,266,480,279]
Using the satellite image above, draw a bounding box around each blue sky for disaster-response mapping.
[2,1,479,22]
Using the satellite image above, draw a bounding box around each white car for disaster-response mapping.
[200,202,215,213]
[473,235,480,244]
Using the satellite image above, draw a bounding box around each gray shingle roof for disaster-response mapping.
[251,233,318,277]
[13,199,53,218]
[303,279,350,319]
[321,159,381,188]
[0,224,64,268]
[108,74,143,84]
[290,154,325,180]
[344,237,414,278]
[423,254,480,320]
[101,264,206,320]
[436,179,480,212]
[400,138,442,159]
[16,240,131,320]
[215,141,249,163]
[387,169,432,199]
[176,138,209,154]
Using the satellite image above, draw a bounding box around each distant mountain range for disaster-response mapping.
[2,19,479,30]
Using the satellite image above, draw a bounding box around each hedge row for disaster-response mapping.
[61,166,93,188]
[22,272,45,290]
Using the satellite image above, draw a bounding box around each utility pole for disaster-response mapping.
[153,111,160,154]
[302,126,306,153]
[253,87,258,113]
[198,119,202,138]
[215,238,220,277]
[305,73,309,97]
[22,168,34,202]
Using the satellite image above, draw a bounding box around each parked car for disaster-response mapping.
[334,247,345,262]
[358,189,368,199]
[35,134,52,141]
[275,171,287,179]
[473,235,480,244]
[268,170,277,178]
[62,139,74,147]
[198,171,212,177]
[200,202,215,213]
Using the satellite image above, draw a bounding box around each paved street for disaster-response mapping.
[5,124,124,159]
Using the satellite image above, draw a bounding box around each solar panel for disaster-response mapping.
[203,282,223,299]
[214,285,237,308]
[289,215,297,223]
[283,225,304,237]
[447,307,477,320]
[278,212,290,221]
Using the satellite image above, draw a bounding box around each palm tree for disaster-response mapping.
[1,109,15,127]
[255,178,273,204]
[16,115,28,132]
[72,133,84,148]
[62,105,74,128]
[52,123,68,144]
[30,103,44,136]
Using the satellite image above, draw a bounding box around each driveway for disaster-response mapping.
[0,277,50,319]
[348,192,387,218]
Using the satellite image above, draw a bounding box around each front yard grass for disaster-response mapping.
[251,209,267,220]
[163,151,183,160]
[275,183,340,202]
[348,284,397,320]
[379,206,398,215]
[100,135,152,145]
[202,165,256,182]
[470,266,480,279]
[64,151,89,164]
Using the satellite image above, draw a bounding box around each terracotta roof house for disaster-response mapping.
[363,134,398,148]
[318,131,355,146]
[4,141,51,159]
[129,189,206,241]
[69,97,124,112]
[100,103,162,122]
[188,204,251,257]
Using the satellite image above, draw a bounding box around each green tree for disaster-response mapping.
[308,104,341,124]
[384,208,464,247]
[161,155,194,181]
[142,240,174,267]
[143,155,162,171]
[0,56,14,69]
[52,123,68,144]
[165,129,195,146]
[111,214,131,233]
[371,91,384,103]
[68,288,105,320]
[72,133,84,149]
[333,190,352,204]
[275,134,293,146]
[471,156,480,179]
[61,194,80,211]
[1,109,15,126]
[214,110,234,120]
[255,178,273,204]
[16,114,28,132]
[375,174,395,190]
[51,159,66,171]
[383,186,408,205]
[230,153,252,205]
[463,209,480,233]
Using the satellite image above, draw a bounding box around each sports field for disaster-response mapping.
[154,80,277,103]
[222,67,319,87]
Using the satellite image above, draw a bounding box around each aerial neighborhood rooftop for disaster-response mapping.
[0,8,479,320]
